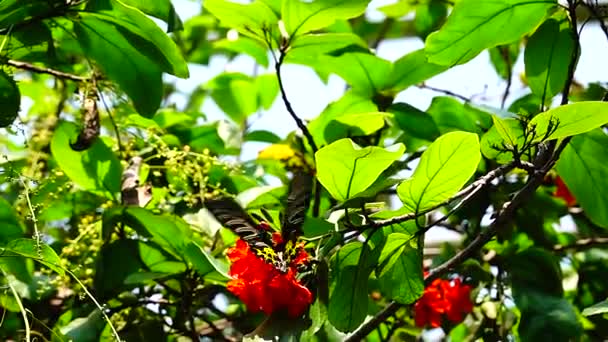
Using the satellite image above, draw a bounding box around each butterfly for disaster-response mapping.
[205,172,313,271]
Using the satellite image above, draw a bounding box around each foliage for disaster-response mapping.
[1,0,608,341]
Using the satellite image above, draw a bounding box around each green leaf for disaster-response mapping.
[414,0,447,39]
[516,291,582,342]
[285,32,368,67]
[123,208,193,257]
[328,242,376,332]
[255,73,279,110]
[94,239,143,298]
[582,298,608,316]
[509,248,563,297]
[427,96,492,134]
[138,242,186,275]
[0,197,24,245]
[244,130,281,143]
[389,49,449,92]
[376,232,424,304]
[183,242,229,281]
[60,310,106,342]
[529,102,608,142]
[0,0,56,28]
[524,13,575,104]
[398,131,481,213]
[556,130,608,228]
[378,0,415,18]
[71,14,162,116]
[214,37,269,67]
[491,115,518,147]
[315,139,405,201]
[120,0,183,32]
[83,0,189,78]
[50,122,122,197]
[324,112,390,144]
[282,0,370,37]
[206,72,259,124]
[3,238,64,275]
[0,70,20,128]
[481,118,525,163]
[309,91,378,145]
[425,0,557,65]
[203,0,279,42]
[389,102,440,141]
[320,52,393,96]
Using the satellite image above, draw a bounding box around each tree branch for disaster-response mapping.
[7,59,88,82]
[275,53,318,154]
[417,83,471,102]
[560,0,580,105]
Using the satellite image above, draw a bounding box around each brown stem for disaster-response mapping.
[7,59,88,82]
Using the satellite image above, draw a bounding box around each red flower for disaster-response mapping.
[554,176,576,207]
[414,276,473,328]
[226,239,313,317]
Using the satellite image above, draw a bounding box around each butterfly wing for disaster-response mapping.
[281,172,313,241]
[205,197,271,250]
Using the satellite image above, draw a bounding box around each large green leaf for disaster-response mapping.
[427,96,492,134]
[206,72,259,124]
[524,13,575,104]
[414,0,447,39]
[529,102,608,142]
[214,37,269,67]
[119,207,193,257]
[0,0,58,28]
[389,49,449,92]
[425,0,557,65]
[0,70,20,128]
[398,131,481,213]
[60,310,106,342]
[71,14,163,116]
[319,52,393,96]
[282,0,370,37]
[376,232,423,304]
[315,139,405,201]
[50,122,122,197]
[582,298,608,316]
[285,32,367,67]
[308,91,377,145]
[204,0,278,42]
[3,239,64,275]
[183,242,229,281]
[94,239,143,298]
[0,198,24,244]
[121,0,183,32]
[556,129,608,228]
[389,102,440,142]
[328,242,376,332]
[83,0,189,78]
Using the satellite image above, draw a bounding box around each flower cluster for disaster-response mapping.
[414,276,473,328]
[554,176,576,207]
[226,238,313,317]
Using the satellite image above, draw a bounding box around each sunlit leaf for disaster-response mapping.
[282,0,370,37]
[377,232,423,304]
[425,0,557,65]
[316,139,405,201]
[529,102,608,142]
[524,13,575,104]
[398,131,481,213]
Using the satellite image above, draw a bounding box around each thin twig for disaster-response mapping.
[560,0,580,105]
[7,59,88,82]
[417,83,472,102]
[275,53,318,153]
[499,46,513,109]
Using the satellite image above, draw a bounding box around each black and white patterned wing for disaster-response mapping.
[281,172,313,241]
[205,197,271,250]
